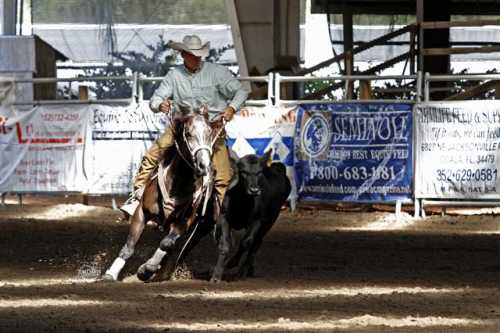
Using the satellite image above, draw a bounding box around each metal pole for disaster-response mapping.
[138,73,144,103]
[267,72,274,106]
[274,73,281,105]
[424,72,430,101]
[416,71,423,102]
[131,71,138,105]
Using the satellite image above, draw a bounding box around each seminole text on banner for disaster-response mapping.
[294,103,413,203]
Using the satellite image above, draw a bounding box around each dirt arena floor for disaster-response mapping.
[0,194,499,333]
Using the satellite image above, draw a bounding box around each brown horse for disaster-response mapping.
[103,106,224,282]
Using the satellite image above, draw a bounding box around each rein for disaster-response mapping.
[169,108,225,171]
[164,107,226,218]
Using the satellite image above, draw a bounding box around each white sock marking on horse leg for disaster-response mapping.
[105,257,126,280]
[148,248,167,266]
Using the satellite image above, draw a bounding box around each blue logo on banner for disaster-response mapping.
[302,113,330,158]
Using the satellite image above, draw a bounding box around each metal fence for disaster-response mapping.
[3,71,500,217]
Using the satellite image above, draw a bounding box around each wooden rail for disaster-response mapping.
[423,45,500,56]
[297,24,417,76]
[421,19,500,29]
[303,52,411,100]
[445,80,500,101]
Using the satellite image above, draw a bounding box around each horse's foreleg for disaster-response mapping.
[103,208,146,281]
[210,215,231,283]
[137,227,181,281]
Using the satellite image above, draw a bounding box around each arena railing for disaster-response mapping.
[2,75,136,105]
[137,73,274,107]
[2,72,274,107]
[274,73,422,105]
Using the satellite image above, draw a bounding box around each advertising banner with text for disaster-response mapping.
[415,101,500,199]
[294,103,413,202]
[88,102,166,194]
[0,105,91,192]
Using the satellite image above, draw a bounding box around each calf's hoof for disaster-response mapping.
[137,263,159,282]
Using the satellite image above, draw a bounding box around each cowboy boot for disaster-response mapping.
[120,186,145,217]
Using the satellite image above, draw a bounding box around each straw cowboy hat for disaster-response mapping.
[168,35,210,57]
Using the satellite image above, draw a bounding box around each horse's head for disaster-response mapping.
[174,105,224,177]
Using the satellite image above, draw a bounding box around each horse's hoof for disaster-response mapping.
[100,274,117,282]
[137,263,158,282]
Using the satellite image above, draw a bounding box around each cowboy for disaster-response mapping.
[120,34,249,216]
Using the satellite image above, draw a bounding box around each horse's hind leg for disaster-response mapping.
[137,227,181,281]
[102,208,146,281]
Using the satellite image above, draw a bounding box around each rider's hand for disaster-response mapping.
[222,106,236,122]
[159,99,172,114]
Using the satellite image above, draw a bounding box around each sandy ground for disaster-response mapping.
[0,193,499,333]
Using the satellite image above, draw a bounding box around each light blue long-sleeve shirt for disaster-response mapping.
[149,62,249,118]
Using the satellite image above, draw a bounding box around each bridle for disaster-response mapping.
[169,105,225,171]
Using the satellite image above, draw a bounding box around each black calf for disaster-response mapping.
[211,149,291,283]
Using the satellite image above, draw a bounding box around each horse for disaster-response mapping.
[103,105,224,282]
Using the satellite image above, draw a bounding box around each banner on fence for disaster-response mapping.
[225,105,297,200]
[88,102,166,194]
[294,103,413,202]
[0,105,91,192]
[415,101,500,199]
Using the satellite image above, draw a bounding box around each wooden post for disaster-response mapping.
[409,30,416,74]
[344,51,354,99]
[79,85,89,101]
[79,85,89,206]
[359,80,372,99]
[416,0,424,72]
[343,12,354,99]
[496,83,500,99]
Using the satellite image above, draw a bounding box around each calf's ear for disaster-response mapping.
[260,148,273,167]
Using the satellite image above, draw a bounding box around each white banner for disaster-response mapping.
[226,105,297,201]
[415,101,500,199]
[1,103,296,196]
[87,102,166,194]
[0,105,91,192]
